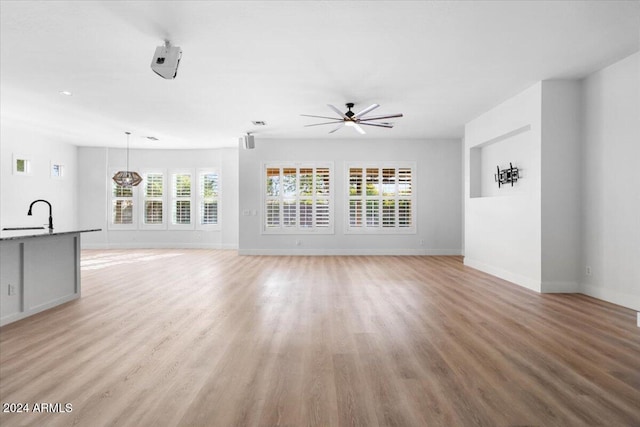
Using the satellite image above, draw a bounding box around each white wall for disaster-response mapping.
[581,52,640,310]
[77,146,239,249]
[464,80,582,292]
[464,53,639,312]
[77,147,108,247]
[475,126,535,198]
[464,83,543,291]
[238,138,462,255]
[0,127,78,231]
[541,80,582,292]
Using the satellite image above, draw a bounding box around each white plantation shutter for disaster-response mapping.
[398,168,413,228]
[172,172,192,226]
[112,180,134,226]
[263,164,333,233]
[366,199,379,227]
[108,167,220,231]
[265,168,280,229]
[282,168,297,228]
[143,173,164,225]
[315,167,330,229]
[316,199,330,228]
[347,163,416,233]
[382,168,395,228]
[199,171,219,227]
[266,200,280,228]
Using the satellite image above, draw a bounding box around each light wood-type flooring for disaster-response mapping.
[1,250,639,426]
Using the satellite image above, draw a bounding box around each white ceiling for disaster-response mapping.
[1,1,638,149]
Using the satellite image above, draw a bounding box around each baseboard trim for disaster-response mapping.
[541,281,580,293]
[237,248,463,256]
[1,293,79,327]
[580,284,640,311]
[81,243,238,250]
[463,257,541,292]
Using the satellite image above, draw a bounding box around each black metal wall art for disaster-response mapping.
[495,163,520,188]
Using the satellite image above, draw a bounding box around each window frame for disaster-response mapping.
[345,162,417,234]
[13,154,32,176]
[106,167,221,232]
[196,168,221,231]
[108,168,138,230]
[169,169,195,230]
[261,162,334,234]
[50,161,65,179]
[139,169,166,230]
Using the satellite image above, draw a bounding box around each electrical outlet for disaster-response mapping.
[586,266,592,276]
[295,240,301,246]
[8,284,16,296]
[419,239,424,246]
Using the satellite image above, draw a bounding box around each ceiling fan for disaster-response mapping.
[301,103,403,134]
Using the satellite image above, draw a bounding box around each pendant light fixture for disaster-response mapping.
[112,131,142,187]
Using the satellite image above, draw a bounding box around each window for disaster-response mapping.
[264,163,333,233]
[347,163,415,233]
[13,154,31,175]
[142,172,164,227]
[51,163,64,178]
[110,177,136,229]
[108,168,219,231]
[197,170,220,229]
[171,172,193,228]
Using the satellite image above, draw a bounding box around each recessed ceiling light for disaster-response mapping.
[59,90,73,96]
[252,120,266,126]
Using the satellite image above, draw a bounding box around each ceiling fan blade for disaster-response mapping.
[359,122,394,128]
[354,103,380,119]
[300,114,342,121]
[353,123,366,134]
[328,123,345,133]
[304,121,344,127]
[327,104,350,120]
[358,113,404,121]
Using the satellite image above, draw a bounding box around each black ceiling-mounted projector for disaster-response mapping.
[151,41,181,79]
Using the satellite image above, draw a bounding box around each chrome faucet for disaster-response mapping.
[28,199,53,232]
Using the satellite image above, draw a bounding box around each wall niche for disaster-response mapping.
[469,124,531,198]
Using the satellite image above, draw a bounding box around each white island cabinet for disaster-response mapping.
[0,229,100,327]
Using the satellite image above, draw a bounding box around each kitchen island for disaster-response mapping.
[0,228,100,327]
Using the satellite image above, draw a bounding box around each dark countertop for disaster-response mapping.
[0,228,101,241]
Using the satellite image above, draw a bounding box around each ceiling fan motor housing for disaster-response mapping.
[345,103,355,118]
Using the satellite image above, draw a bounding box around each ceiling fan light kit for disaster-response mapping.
[302,103,403,134]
